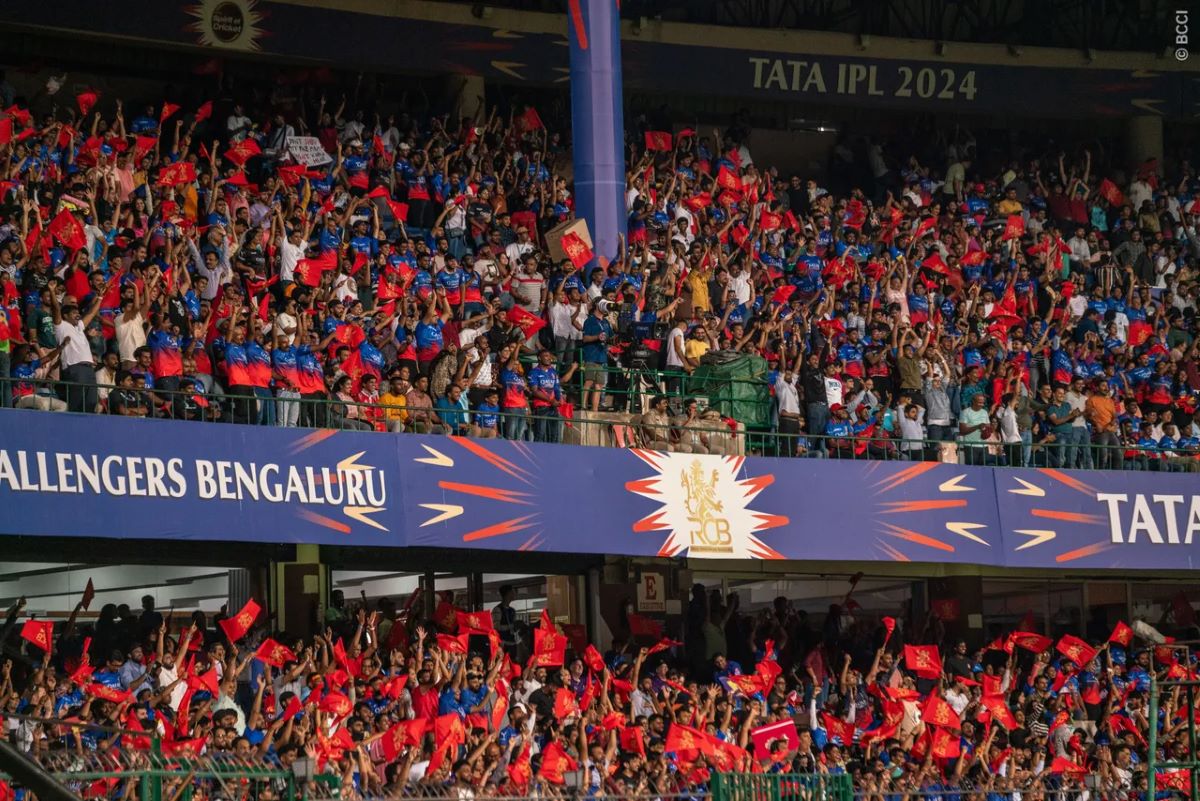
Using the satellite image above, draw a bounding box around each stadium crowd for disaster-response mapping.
[1,79,1200,468]
[1,585,1198,800]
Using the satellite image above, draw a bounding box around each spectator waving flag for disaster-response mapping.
[160,102,181,124]
[506,305,546,339]
[1098,178,1126,207]
[194,100,213,123]
[224,138,261,166]
[48,209,86,251]
[561,231,593,268]
[518,107,544,131]
[904,644,941,678]
[1001,214,1025,240]
[76,89,99,117]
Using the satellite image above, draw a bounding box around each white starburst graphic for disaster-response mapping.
[626,450,789,559]
[186,0,265,51]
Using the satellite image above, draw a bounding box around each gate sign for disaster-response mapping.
[1,410,1199,572]
[637,572,665,612]
[285,136,332,167]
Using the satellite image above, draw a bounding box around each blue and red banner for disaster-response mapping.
[0,409,1196,571]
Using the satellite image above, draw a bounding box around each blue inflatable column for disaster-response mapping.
[568,0,626,262]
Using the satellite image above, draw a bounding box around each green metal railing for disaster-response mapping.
[1148,643,1200,801]
[2,377,1198,472]
[713,772,853,801]
[0,714,296,801]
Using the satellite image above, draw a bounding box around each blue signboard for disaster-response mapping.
[1,410,1197,572]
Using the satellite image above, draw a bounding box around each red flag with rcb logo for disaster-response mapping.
[381,721,410,761]
[385,199,409,224]
[456,610,493,632]
[295,249,338,287]
[646,638,682,656]
[620,726,645,756]
[554,687,579,719]
[560,232,594,268]
[981,695,1018,730]
[506,305,546,338]
[194,101,213,124]
[1056,634,1098,666]
[882,616,896,647]
[904,644,942,678]
[644,131,673,152]
[160,103,181,124]
[255,638,296,667]
[930,727,961,759]
[225,138,261,166]
[1098,179,1126,208]
[87,683,132,704]
[539,741,577,785]
[133,136,157,162]
[820,713,854,745]
[583,644,605,673]
[436,633,468,654]
[1001,214,1025,241]
[1109,621,1133,647]
[218,598,261,643]
[158,161,197,187]
[48,209,86,251]
[716,166,741,193]
[507,742,532,787]
[922,693,961,729]
[318,691,352,718]
[1051,757,1086,775]
[20,620,53,651]
[435,714,465,747]
[1009,631,1053,653]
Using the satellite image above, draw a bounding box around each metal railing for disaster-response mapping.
[713,772,852,801]
[2,377,1198,473]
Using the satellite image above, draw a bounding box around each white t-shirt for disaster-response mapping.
[279,238,304,283]
[275,312,298,346]
[56,319,93,367]
[116,313,146,363]
[824,377,844,407]
[666,327,686,368]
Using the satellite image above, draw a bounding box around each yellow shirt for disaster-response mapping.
[685,270,711,313]
[997,199,1023,216]
[685,339,710,363]
[380,391,408,423]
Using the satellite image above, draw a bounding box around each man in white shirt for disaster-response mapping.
[51,288,103,413]
[505,227,535,263]
[226,104,252,141]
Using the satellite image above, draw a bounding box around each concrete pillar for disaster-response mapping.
[569,0,626,263]
[1126,115,1163,172]
[446,74,485,124]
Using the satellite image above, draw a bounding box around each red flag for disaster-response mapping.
[160,103,181,124]
[981,695,1017,730]
[554,687,579,719]
[381,721,410,761]
[1050,757,1086,775]
[560,231,594,268]
[771,285,797,305]
[1109,621,1133,647]
[665,723,705,758]
[960,249,987,267]
[435,713,466,747]
[644,131,673,152]
[646,638,683,656]
[456,610,494,632]
[436,633,468,654]
[583,644,605,673]
[539,741,577,784]
[0,118,11,146]
[20,620,53,651]
[1098,178,1126,208]
[930,727,961,759]
[386,199,409,224]
[1001,214,1025,241]
[1009,631,1052,653]
[295,250,338,287]
[903,644,941,678]
[318,690,352,718]
[819,713,854,746]
[506,306,546,338]
[157,161,197,187]
[913,216,937,239]
[48,210,86,251]
[255,638,296,667]
[218,598,261,643]
[194,101,213,124]
[82,578,95,610]
[1056,634,1098,666]
[87,683,132,704]
[507,742,533,787]
[751,719,799,756]
[922,693,961,729]
[519,107,544,131]
[619,726,645,756]
[224,138,261,166]
[76,89,99,117]
[716,166,741,193]
[133,136,157,163]
[882,616,896,647]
